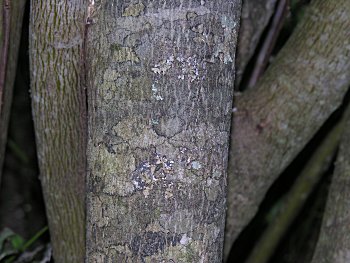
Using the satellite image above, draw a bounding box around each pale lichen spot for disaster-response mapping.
[152,54,201,82]
[122,3,145,17]
[152,83,164,100]
[180,234,192,245]
[191,161,202,170]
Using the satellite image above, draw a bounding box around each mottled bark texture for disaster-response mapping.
[311,118,350,262]
[235,0,277,87]
[86,1,241,262]
[225,0,350,258]
[0,0,26,185]
[29,1,87,262]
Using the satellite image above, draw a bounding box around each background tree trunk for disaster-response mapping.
[29,1,87,262]
[86,1,241,262]
[311,113,350,263]
[0,0,26,184]
[225,0,350,258]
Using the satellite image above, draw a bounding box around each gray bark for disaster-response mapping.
[86,1,241,262]
[225,0,350,258]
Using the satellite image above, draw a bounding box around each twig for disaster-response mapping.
[0,0,11,114]
[247,0,289,89]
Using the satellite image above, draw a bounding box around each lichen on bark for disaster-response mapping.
[86,0,241,262]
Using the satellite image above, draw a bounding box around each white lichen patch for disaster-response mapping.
[151,55,175,75]
[131,152,176,196]
[114,47,140,63]
[151,83,164,101]
[180,234,192,245]
[122,3,145,17]
[191,161,202,170]
[87,0,101,24]
[151,54,202,82]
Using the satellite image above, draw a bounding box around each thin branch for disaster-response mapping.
[0,0,11,114]
[247,0,289,89]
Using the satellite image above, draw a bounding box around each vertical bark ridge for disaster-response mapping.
[29,1,87,262]
[86,1,241,262]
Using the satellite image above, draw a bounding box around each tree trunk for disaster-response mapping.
[224,0,350,258]
[86,1,241,262]
[29,1,87,262]
[311,115,350,263]
[0,0,26,185]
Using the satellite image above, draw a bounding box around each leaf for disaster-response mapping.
[10,235,25,251]
[0,228,15,251]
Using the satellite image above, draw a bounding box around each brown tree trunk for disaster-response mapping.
[0,0,26,185]
[29,1,87,262]
[225,0,350,258]
[311,115,350,263]
[86,1,241,262]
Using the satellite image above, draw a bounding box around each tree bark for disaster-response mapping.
[86,1,241,262]
[29,1,87,262]
[225,0,350,258]
[311,114,350,263]
[0,0,26,185]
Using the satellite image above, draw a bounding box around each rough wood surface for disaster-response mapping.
[311,115,350,263]
[225,0,350,258]
[0,0,26,185]
[29,1,87,262]
[86,1,241,262]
